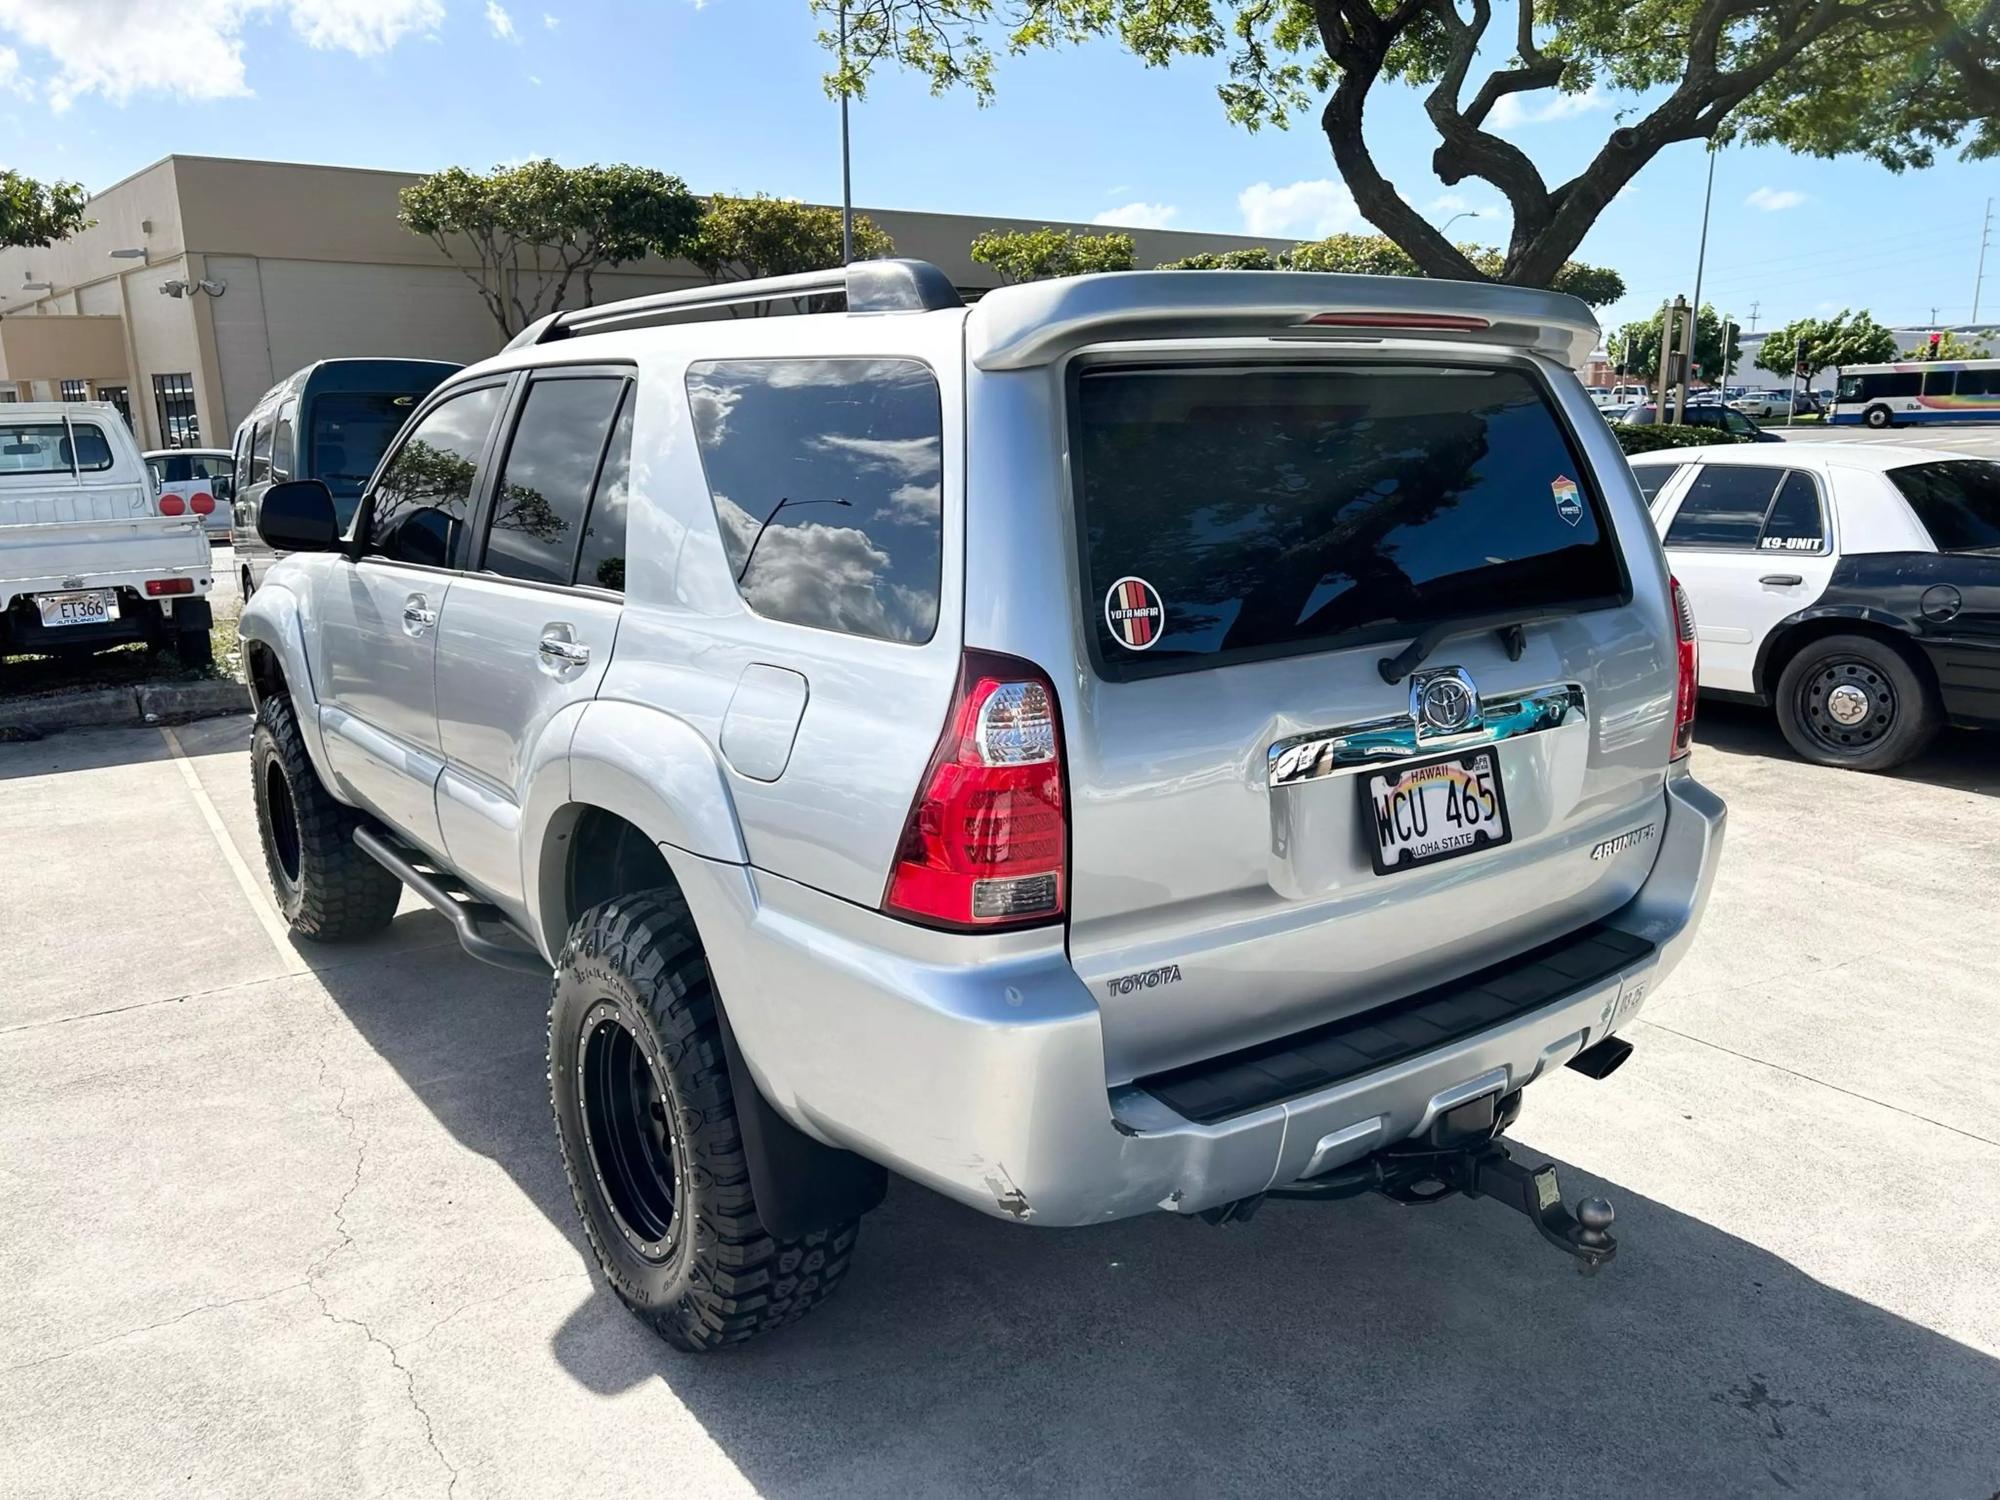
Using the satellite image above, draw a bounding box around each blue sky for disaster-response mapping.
[0,0,1994,339]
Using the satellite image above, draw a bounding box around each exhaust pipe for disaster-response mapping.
[1566,1035,1634,1080]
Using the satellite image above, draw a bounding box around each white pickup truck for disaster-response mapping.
[0,402,216,672]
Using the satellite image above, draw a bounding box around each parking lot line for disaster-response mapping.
[159,724,308,976]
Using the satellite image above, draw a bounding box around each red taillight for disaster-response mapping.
[1670,576,1698,761]
[883,650,1067,930]
[190,491,215,515]
[1300,311,1491,333]
[145,578,194,596]
[158,494,185,516]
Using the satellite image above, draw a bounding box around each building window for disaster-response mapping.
[152,373,200,448]
[97,386,133,426]
[60,379,89,402]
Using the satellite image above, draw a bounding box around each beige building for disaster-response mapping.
[0,154,1288,451]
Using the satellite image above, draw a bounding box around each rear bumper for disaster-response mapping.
[696,764,1725,1227]
[1921,639,2000,729]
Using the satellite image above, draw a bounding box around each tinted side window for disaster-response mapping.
[1888,459,2000,552]
[1758,471,1826,552]
[271,402,296,480]
[1922,369,1956,398]
[1958,368,2000,397]
[251,420,274,483]
[1631,463,1682,505]
[363,385,503,568]
[1664,466,1782,549]
[1863,372,1922,400]
[483,377,624,586]
[576,388,634,593]
[688,358,942,643]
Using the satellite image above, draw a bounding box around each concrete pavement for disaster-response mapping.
[0,708,1995,1497]
[1774,420,2000,458]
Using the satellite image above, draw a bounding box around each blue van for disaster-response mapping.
[229,358,460,594]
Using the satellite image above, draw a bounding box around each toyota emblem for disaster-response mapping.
[1412,668,1480,735]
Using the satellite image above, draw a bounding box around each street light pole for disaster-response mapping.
[839,0,854,265]
[1440,210,1480,236]
[1687,143,1717,393]
[1975,196,1993,324]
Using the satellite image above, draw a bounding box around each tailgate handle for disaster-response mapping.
[1759,574,1803,587]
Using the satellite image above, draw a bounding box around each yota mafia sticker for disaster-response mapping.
[1104,576,1164,650]
[1550,474,1584,527]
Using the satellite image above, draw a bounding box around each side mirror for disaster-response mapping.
[257,479,342,553]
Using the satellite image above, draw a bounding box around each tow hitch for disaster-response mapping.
[1256,1091,1619,1273]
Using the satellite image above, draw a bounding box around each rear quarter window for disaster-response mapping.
[1888,459,2000,553]
[1070,362,1627,676]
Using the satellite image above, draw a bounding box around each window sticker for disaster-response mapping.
[1551,474,1583,527]
[1104,576,1164,651]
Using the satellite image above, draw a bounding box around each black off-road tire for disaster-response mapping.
[1774,632,1941,772]
[175,627,213,668]
[550,890,858,1351]
[251,694,402,939]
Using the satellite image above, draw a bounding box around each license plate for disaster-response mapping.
[1363,749,1511,876]
[36,589,118,628]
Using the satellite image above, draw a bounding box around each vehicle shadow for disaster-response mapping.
[1696,699,1997,799]
[307,938,2000,1498]
[0,713,249,780]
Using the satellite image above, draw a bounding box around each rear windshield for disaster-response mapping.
[1072,364,1626,675]
[1888,459,2000,553]
[0,421,112,475]
[311,393,421,517]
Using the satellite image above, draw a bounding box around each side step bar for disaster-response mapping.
[353,826,549,975]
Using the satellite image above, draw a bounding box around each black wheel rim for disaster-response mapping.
[263,760,302,890]
[578,1004,682,1262]
[1797,654,1896,755]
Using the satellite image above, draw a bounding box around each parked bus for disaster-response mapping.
[228,358,461,596]
[1830,358,2000,429]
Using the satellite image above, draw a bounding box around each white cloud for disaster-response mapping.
[525,72,540,86]
[1104,183,1131,197]
[1428,193,1471,215]
[1092,200,1178,230]
[809,432,940,480]
[0,0,441,109]
[541,10,557,26]
[484,0,515,41]
[1489,83,1607,129]
[1238,178,1361,239]
[1746,186,1807,212]
[874,481,940,525]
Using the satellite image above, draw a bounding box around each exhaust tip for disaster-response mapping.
[1566,1036,1634,1081]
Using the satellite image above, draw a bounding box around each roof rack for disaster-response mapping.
[503,257,963,350]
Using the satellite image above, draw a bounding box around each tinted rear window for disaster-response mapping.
[1071,364,1625,675]
[311,393,422,519]
[1888,459,2000,552]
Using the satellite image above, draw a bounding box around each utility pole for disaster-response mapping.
[1748,300,1761,334]
[1975,197,1993,324]
[838,0,854,264]
[1720,315,1736,385]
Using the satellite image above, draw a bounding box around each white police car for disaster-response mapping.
[1632,442,2000,770]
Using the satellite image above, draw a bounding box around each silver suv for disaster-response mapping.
[239,263,1725,1350]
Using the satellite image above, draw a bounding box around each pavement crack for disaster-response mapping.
[303,1281,460,1499]
[403,1271,593,1352]
[1636,1017,2000,1150]
[0,1282,309,1375]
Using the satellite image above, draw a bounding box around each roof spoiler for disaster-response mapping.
[503,258,963,350]
[966,271,1599,371]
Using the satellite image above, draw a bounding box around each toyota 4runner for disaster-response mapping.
[239,263,1726,1350]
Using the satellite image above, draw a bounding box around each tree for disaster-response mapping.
[969,228,1136,282]
[1,170,89,249]
[815,2,1999,291]
[689,194,895,284]
[399,160,703,339]
[1756,310,1899,378]
[1160,233,1625,305]
[1611,305,1743,381]
[1905,330,1993,360]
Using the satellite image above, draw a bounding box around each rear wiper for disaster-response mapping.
[1377,606,1581,684]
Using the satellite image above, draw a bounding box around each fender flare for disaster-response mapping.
[237,583,336,787]
[1753,603,1922,697]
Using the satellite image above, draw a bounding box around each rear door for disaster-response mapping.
[1043,352,1677,1079]
[434,368,633,919]
[1658,460,1838,693]
[316,379,508,856]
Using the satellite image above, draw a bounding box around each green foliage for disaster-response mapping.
[1158,233,1624,306]
[399,160,703,338]
[1905,330,1993,360]
[689,194,895,284]
[1610,305,1744,382]
[970,227,1136,283]
[1756,310,1900,376]
[1615,423,1746,456]
[0,170,90,249]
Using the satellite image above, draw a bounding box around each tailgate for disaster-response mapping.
[0,507,210,597]
[1059,354,1674,1081]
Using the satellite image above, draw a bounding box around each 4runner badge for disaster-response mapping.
[1104,576,1164,651]
[1590,824,1657,861]
[1551,475,1583,527]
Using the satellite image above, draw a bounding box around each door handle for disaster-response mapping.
[538,634,590,667]
[401,593,436,634]
[1759,574,1803,587]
